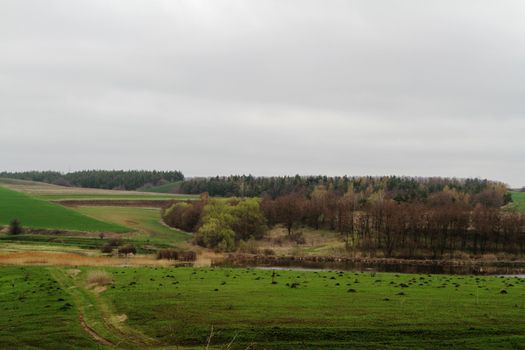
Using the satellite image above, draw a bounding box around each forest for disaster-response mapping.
[164,177,523,258]
[178,175,512,200]
[0,170,184,190]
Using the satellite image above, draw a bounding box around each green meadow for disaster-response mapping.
[139,181,183,194]
[511,191,525,211]
[0,187,128,233]
[104,268,525,349]
[3,266,523,350]
[74,206,191,244]
[0,267,100,349]
[34,193,197,201]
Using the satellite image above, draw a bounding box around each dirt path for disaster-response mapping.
[79,314,116,347]
[50,268,158,349]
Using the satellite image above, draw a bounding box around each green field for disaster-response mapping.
[0,187,129,233]
[0,177,197,201]
[74,206,191,244]
[104,268,525,349]
[35,193,197,201]
[0,267,102,349]
[4,266,523,349]
[0,206,190,252]
[139,181,182,193]
[511,191,525,211]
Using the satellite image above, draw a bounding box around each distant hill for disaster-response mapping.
[0,170,184,191]
[0,186,128,232]
[139,181,182,193]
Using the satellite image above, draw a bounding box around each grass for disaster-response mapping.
[255,226,346,256]
[0,235,111,250]
[139,181,182,193]
[0,187,129,233]
[0,177,198,201]
[510,191,525,212]
[104,267,525,349]
[36,193,197,201]
[0,266,104,349]
[0,185,190,253]
[0,251,175,267]
[0,234,167,254]
[85,270,113,287]
[2,266,525,349]
[74,206,191,244]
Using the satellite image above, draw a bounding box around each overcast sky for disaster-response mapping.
[1,1,524,186]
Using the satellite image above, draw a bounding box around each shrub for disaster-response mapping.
[263,248,276,256]
[86,271,112,287]
[238,239,260,254]
[289,231,306,244]
[100,244,113,254]
[118,244,137,256]
[8,219,22,235]
[230,198,267,241]
[480,253,498,261]
[195,217,236,252]
[107,238,122,247]
[157,249,178,260]
[162,201,203,232]
[179,250,197,261]
[157,249,196,261]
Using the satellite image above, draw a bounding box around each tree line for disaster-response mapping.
[178,175,512,202]
[260,185,523,258]
[0,170,184,190]
[163,179,524,258]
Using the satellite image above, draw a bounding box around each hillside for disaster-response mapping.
[0,178,196,201]
[0,187,128,232]
[511,191,525,211]
[139,181,182,193]
[0,170,184,190]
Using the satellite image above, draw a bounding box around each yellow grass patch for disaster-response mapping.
[86,270,113,290]
[0,251,177,267]
[67,268,82,277]
[113,314,128,323]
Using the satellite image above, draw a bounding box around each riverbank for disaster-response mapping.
[214,253,525,275]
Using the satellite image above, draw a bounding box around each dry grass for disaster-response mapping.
[112,314,128,323]
[480,253,498,261]
[194,250,223,267]
[86,270,113,288]
[255,226,346,256]
[67,268,82,277]
[0,251,178,267]
[0,178,151,196]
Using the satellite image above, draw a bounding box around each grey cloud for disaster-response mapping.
[1,0,524,186]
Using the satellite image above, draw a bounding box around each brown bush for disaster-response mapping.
[238,239,260,254]
[263,248,275,256]
[289,231,306,244]
[157,249,196,261]
[86,270,112,287]
[157,249,178,260]
[480,253,498,261]
[118,244,137,256]
[179,251,197,261]
[107,238,123,247]
[100,244,113,254]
